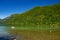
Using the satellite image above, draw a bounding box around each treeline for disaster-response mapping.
[1,4,60,28]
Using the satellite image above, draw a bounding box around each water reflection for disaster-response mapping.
[0,26,10,36]
[0,26,16,40]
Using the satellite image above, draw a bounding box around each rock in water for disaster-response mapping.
[0,35,16,40]
[11,26,15,29]
[50,30,52,32]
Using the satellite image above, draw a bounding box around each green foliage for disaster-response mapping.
[2,4,60,28]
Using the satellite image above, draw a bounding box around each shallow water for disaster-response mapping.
[0,26,17,40]
[0,26,10,36]
[0,26,59,40]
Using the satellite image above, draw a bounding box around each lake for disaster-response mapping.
[0,26,10,36]
[0,26,16,40]
[0,26,60,40]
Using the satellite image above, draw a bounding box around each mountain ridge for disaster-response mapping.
[1,4,60,27]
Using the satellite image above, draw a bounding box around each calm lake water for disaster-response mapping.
[0,26,21,40]
[0,25,56,35]
[0,26,10,36]
[0,26,59,40]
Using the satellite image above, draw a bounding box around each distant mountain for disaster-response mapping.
[0,19,2,25]
[0,19,1,21]
[2,4,60,27]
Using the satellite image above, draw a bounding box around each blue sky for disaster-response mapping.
[0,0,60,19]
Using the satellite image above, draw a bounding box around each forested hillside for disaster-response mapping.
[2,4,60,28]
[0,19,2,24]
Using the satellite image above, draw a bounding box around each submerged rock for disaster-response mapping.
[0,35,16,40]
